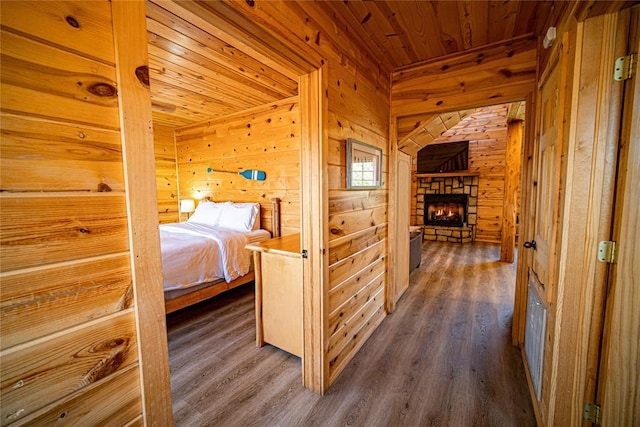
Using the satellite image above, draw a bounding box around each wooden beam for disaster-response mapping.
[111,1,172,424]
[392,35,537,117]
[300,66,329,393]
[501,120,523,262]
[386,116,398,313]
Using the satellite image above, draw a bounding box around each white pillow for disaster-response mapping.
[187,201,228,227]
[251,207,261,230]
[217,202,259,232]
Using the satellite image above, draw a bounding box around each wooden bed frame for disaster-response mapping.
[164,198,281,314]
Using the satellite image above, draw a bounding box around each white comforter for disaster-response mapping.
[159,223,251,291]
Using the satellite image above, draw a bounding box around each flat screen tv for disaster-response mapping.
[417,140,469,173]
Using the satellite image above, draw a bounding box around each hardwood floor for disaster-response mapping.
[166,241,535,426]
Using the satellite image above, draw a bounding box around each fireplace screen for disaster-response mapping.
[424,194,468,227]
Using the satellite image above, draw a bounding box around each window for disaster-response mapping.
[346,138,382,189]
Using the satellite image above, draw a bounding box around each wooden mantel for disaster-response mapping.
[415,172,479,178]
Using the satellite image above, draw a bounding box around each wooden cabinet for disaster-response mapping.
[246,233,302,358]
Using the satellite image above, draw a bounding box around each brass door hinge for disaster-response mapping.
[614,54,635,81]
[584,402,601,424]
[597,241,617,264]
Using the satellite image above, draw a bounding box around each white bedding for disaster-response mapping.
[159,222,269,291]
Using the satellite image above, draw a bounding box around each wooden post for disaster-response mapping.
[501,120,523,263]
[300,66,328,394]
[253,251,264,347]
[111,1,173,424]
[386,116,398,313]
[512,93,536,347]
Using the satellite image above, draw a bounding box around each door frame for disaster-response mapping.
[299,66,329,394]
[388,39,538,318]
[389,96,535,319]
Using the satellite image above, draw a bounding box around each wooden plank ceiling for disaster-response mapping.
[399,102,525,157]
[144,1,564,129]
[145,0,299,128]
[316,0,564,71]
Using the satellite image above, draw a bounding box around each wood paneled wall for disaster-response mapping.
[262,2,393,385]
[326,56,389,383]
[457,107,508,244]
[391,35,537,115]
[154,124,179,224]
[0,1,146,424]
[174,98,301,236]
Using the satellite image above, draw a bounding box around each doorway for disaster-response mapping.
[390,98,530,384]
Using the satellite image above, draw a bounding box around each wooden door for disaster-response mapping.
[597,7,639,424]
[395,151,412,302]
[522,49,565,415]
[530,59,563,301]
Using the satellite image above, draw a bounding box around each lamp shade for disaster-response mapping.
[180,199,195,214]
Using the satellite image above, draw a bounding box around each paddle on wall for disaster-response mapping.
[207,167,266,181]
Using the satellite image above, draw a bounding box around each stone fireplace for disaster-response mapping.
[424,194,468,227]
[417,176,478,243]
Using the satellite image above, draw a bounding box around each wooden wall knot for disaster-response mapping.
[245,0,255,7]
[88,82,117,97]
[82,339,130,385]
[97,182,112,192]
[135,65,150,86]
[65,16,80,28]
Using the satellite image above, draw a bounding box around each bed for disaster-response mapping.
[162,198,280,313]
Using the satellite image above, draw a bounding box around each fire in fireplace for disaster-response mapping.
[424,194,468,227]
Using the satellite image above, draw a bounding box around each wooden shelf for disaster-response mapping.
[415,172,479,178]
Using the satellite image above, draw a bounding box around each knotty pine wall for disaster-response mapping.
[154,124,179,224]
[391,35,537,116]
[0,1,146,424]
[454,108,509,244]
[174,97,301,236]
[326,58,389,383]
[281,2,390,384]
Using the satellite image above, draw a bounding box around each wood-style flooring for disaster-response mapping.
[166,241,535,426]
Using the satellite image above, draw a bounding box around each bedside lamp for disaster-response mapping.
[180,199,195,220]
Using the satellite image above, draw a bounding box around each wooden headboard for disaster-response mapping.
[202,197,280,237]
[261,197,281,238]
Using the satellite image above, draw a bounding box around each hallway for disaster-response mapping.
[167,241,535,426]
